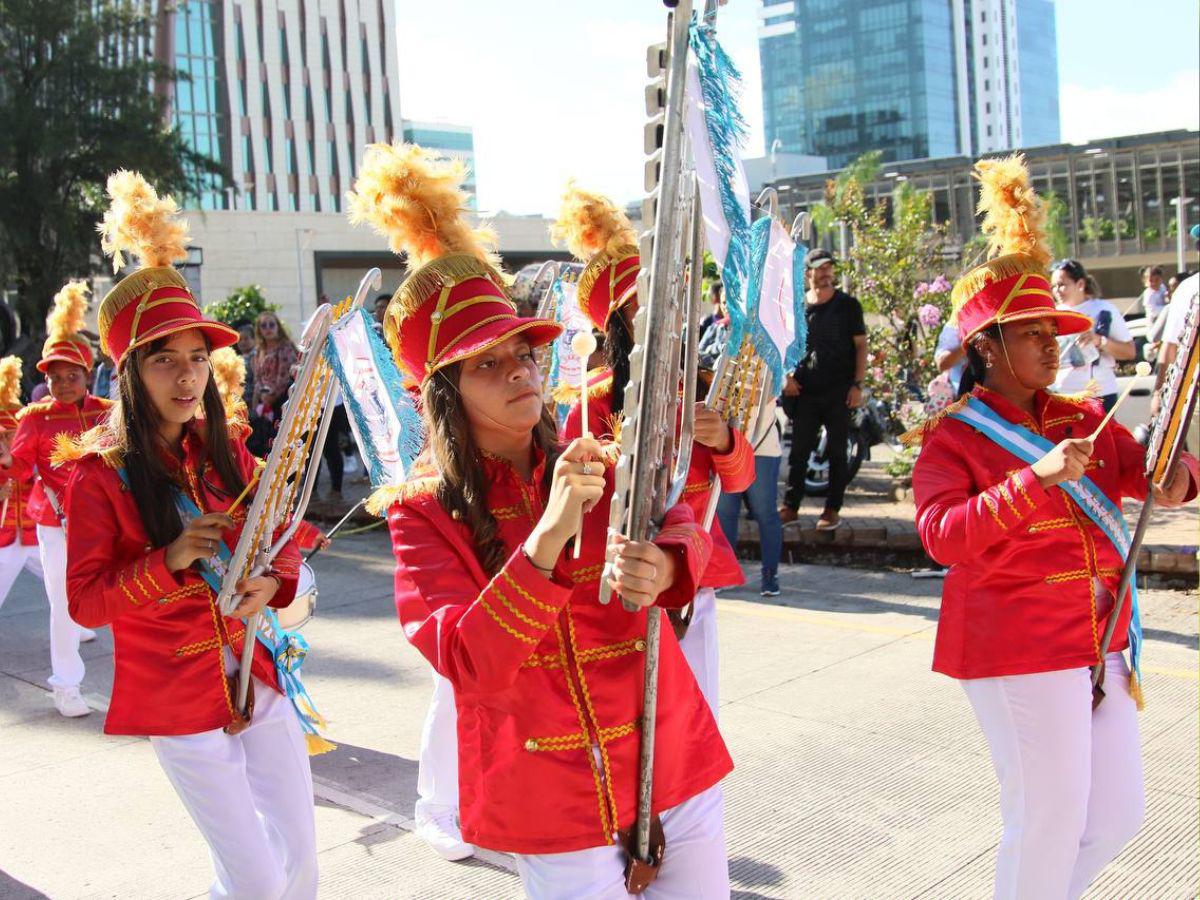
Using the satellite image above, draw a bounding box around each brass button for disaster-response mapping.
[524,738,538,752]
[1097,459,1106,468]
[1076,413,1084,421]
[635,640,647,652]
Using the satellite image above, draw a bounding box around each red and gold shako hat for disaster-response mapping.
[97,171,238,367]
[37,281,94,374]
[0,356,23,431]
[951,155,1091,343]
[551,182,641,331]
[347,143,560,384]
[384,253,561,383]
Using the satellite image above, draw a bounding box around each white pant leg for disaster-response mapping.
[678,587,719,715]
[0,542,41,611]
[514,785,729,900]
[36,524,83,689]
[962,665,1094,899]
[414,669,460,821]
[1068,653,1144,898]
[151,680,318,900]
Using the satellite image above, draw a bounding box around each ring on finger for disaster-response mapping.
[581,463,593,476]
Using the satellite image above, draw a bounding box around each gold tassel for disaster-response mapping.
[96,266,191,337]
[364,477,439,516]
[575,247,638,314]
[392,253,509,322]
[305,732,338,756]
[1129,670,1145,711]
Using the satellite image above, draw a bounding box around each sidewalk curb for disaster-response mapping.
[735,523,1199,578]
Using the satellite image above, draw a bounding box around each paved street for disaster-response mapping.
[1,529,1196,899]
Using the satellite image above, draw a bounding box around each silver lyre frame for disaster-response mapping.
[601,0,696,868]
[220,267,382,715]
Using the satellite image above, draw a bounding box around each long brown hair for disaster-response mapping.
[113,336,247,547]
[422,364,560,575]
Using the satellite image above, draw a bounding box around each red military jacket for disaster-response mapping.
[6,395,111,526]
[385,447,733,854]
[0,473,38,547]
[913,386,1198,679]
[561,368,756,590]
[63,425,301,736]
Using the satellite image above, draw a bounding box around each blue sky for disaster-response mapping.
[393,0,1199,215]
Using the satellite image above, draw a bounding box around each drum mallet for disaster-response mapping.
[1087,362,1152,444]
[571,331,598,559]
[304,498,367,562]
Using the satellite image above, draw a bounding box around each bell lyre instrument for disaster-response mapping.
[217,269,379,723]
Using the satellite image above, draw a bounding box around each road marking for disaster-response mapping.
[716,598,934,639]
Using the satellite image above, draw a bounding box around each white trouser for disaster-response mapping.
[36,524,84,689]
[961,652,1144,900]
[0,540,44,611]
[415,669,460,822]
[515,784,729,899]
[150,678,318,900]
[678,587,719,716]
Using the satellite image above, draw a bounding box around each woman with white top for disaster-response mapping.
[1049,259,1136,411]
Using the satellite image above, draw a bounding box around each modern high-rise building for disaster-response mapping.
[156,0,402,213]
[401,120,477,208]
[758,0,1061,169]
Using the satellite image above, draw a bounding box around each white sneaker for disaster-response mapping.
[78,627,97,643]
[415,811,474,861]
[53,686,91,718]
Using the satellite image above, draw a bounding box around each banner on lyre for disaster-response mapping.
[323,307,424,489]
[547,265,591,422]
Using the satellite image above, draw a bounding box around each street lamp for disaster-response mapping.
[770,138,783,182]
[1171,196,1191,273]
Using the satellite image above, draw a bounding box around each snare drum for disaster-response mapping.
[276,562,317,630]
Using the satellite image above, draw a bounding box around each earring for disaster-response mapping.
[985,358,994,369]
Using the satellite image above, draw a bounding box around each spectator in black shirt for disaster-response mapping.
[779,249,867,530]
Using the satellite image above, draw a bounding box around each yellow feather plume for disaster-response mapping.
[550,181,638,262]
[0,356,22,409]
[346,143,498,271]
[210,347,246,404]
[97,170,190,273]
[974,154,1051,268]
[47,281,90,343]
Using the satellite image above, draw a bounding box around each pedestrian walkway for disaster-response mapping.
[1,534,1194,898]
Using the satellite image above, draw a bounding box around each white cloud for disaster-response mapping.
[1060,70,1200,145]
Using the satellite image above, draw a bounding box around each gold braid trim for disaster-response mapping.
[365,477,439,516]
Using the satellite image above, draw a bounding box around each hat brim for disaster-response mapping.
[36,354,91,374]
[430,316,564,376]
[964,307,1093,342]
[119,320,241,367]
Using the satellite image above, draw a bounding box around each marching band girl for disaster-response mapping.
[61,172,318,899]
[909,156,1198,897]
[0,357,44,614]
[349,143,733,897]
[551,183,756,714]
[1,283,109,717]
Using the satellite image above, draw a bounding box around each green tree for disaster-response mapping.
[817,157,949,436]
[0,0,225,335]
[1042,191,1070,260]
[205,285,276,327]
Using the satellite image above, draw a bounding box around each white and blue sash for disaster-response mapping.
[948,397,1142,681]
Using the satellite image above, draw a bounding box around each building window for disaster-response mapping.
[986,102,991,114]
[982,33,988,45]
[269,191,278,211]
[983,56,989,68]
[987,125,993,137]
[984,79,990,91]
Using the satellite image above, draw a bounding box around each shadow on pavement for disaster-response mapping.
[0,870,50,899]
[312,741,420,815]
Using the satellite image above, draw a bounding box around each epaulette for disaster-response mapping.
[365,476,439,516]
[15,400,53,421]
[51,424,124,469]
[553,367,613,406]
[1049,379,1100,406]
[899,395,971,448]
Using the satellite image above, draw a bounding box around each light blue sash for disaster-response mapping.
[948,397,1142,682]
[116,469,326,743]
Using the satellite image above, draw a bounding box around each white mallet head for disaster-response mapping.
[1134,361,1152,378]
[571,331,598,359]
